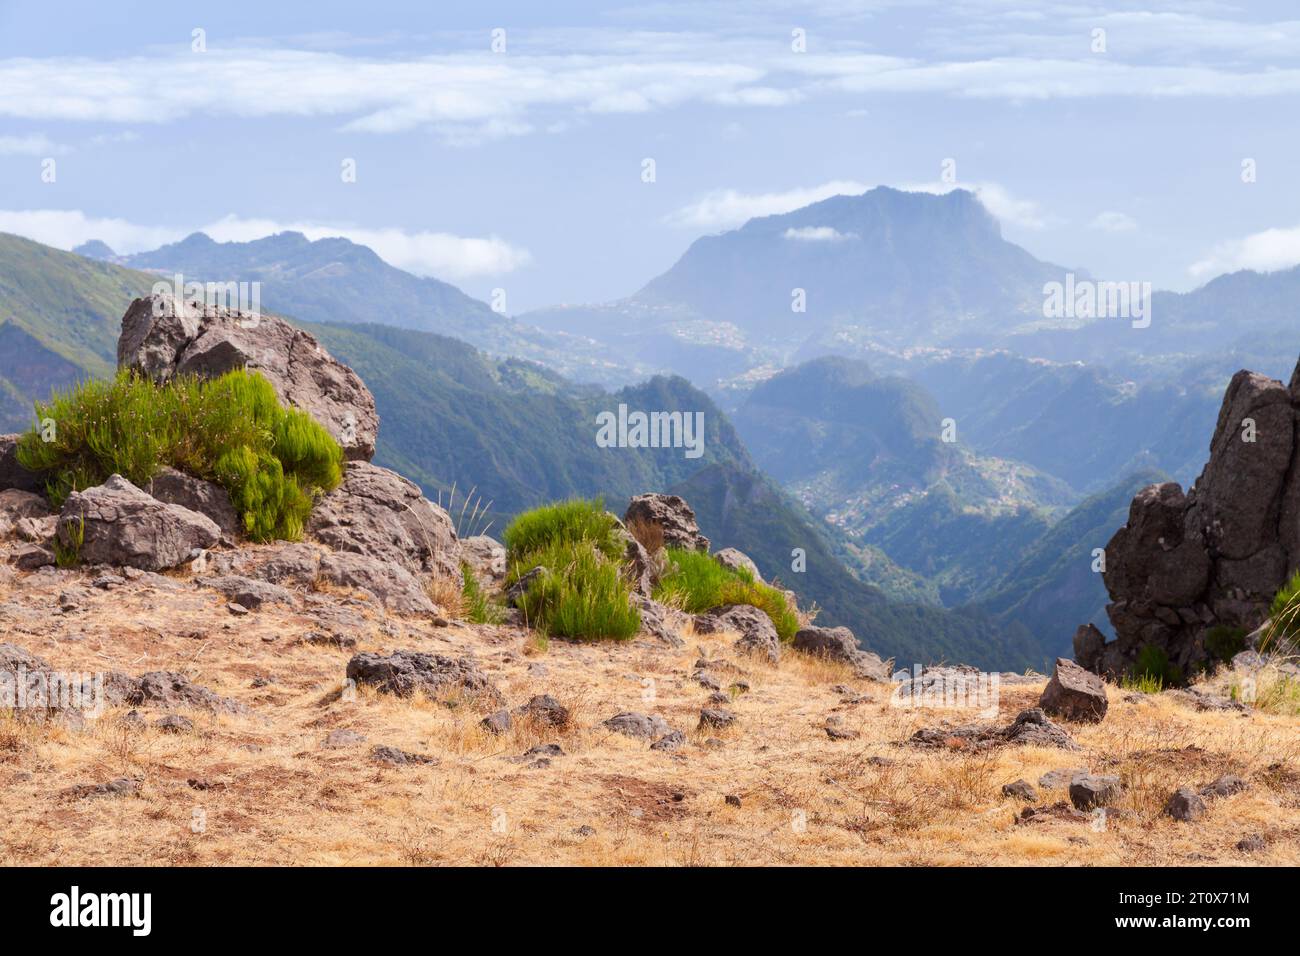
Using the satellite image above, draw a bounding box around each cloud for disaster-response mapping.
[665,179,870,229]
[783,226,857,241]
[1189,225,1300,279]
[666,178,1052,232]
[0,209,531,281]
[1090,211,1138,233]
[0,133,64,155]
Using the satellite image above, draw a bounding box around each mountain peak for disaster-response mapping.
[71,239,117,260]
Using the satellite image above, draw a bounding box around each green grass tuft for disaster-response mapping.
[461,561,504,626]
[511,540,640,641]
[503,498,623,563]
[1130,644,1183,688]
[653,547,799,641]
[17,368,342,542]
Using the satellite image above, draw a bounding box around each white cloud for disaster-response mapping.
[783,226,857,241]
[0,133,64,155]
[0,209,531,281]
[666,178,1053,232]
[665,179,870,229]
[1189,225,1300,279]
[1090,211,1138,233]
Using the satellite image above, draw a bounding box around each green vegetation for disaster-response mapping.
[17,369,342,542]
[51,515,83,569]
[1204,624,1248,664]
[653,547,799,641]
[503,499,639,641]
[460,562,504,626]
[1131,644,1183,689]
[1268,570,1300,645]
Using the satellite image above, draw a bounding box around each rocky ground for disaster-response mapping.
[1,549,1298,866]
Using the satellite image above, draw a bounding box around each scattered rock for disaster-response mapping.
[154,714,194,734]
[1002,779,1037,801]
[202,574,296,611]
[1236,833,1267,853]
[370,745,437,766]
[322,728,367,749]
[603,712,670,740]
[61,777,139,800]
[1069,774,1122,810]
[725,794,742,808]
[698,707,736,730]
[12,543,54,570]
[514,694,570,729]
[631,593,687,647]
[346,651,502,705]
[118,293,378,460]
[911,708,1078,751]
[1164,786,1208,822]
[57,474,220,571]
[650,730,686,752]
[1039,657,1109,723]
[713,547,762,582]
[1016,801,1089,825]
[226,601,249,616]
[793,625,889,680]
[695,604,780,664]
[480,709,512,735]
[1199,774,1248,799]
[623,494,709,551]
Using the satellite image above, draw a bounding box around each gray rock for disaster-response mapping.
[792,625,888,679]
[514,694,570,729]
[0,489,50,525]
[480,709,512,735]
[461,535,507,584]
[1199,774,1248,798]
[695,604,780,664]
[1164,786,1208,822]
[346,651,502,705]
[1002,779,1037,801]
[118,293,378,461]
[14,514,58,543]
[1068,774,1122,810]
[154,714,194,734]
[201,574,296,610]
[911,708,1078,752]
[650,730,687,752]
[631,593,686,647]
[62,777,139,799]
[1038,767,1088,789]
[0,435,43,493]
[308,461,459,579]
[624,493,709,552]
[713,547,762,582]
[698,707,736,730]
[316,551,436,615]
[245,542,324,587]
[57,474,220,571]
[1039,657,1109,723]
[146,467,241,541]
[603,711,670,740]
[322,728,366,749]
[1236,833,1267,852]
[133,671,245,714]
[505,566,549,607]
[12,543,54,570]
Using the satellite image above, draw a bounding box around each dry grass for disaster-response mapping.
[1,558,1299,867]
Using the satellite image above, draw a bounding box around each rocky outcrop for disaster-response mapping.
[624,494,709,552]
[317,552,437,615]
[58,475,220,571]
[793,625,889,679]
[694,604,779,663]
[118,293,378,461]
[147,467,241,542]
[307,461,460,579]
[1081,361,1300,680]
[461,535,506,584]
[0,435,42,493]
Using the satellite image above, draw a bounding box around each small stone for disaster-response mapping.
[322,728,366,749]
[480,709,511,735]
[1002,779,1037,801]
[514,694,570,729]
[1236,833,1266,852]
[724,794,742,808]
[1164,786,1207,822]
[1069,774,1122,811]
[574,825,596,838]
[1199,774,1248,799]
[227,602,249,616]
[154,714,194,734]
[650,730,686,752]
[698,708,736,730]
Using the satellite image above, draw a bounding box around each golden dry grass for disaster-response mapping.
[1,559,1299,867]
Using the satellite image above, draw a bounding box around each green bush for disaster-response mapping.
[1268,571,1300,645]
[461,561,504,626]
[654,547,800,641]
[1204,624,1247,664]
[1130,644,1182,689]
[512,540,640,641]
[17,369,342,542]
[503,498,623,562]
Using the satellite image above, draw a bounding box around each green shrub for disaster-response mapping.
[461,561,504,626]
[1268,570,1300,646]
[654,547,800,641]
[1204,624,1247,664]
[1131,644,1182,689]
[503,498,622,562]
[512,540,639,641]
[17,369,342,543]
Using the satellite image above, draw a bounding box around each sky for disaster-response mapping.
[1,0,1299,312]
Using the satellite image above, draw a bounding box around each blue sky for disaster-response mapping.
[1,0,1299,312]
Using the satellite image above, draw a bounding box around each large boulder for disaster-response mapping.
[1084,358,1300,680]
[792,625,889,680]
[1039,657,1109,723]
[57,475,220,571]
[307,461,460,579]
[0,435,43,493]
[146,467,241,542]
[624,494,709,552]
[317,551,437,615]
[118,294,378,461]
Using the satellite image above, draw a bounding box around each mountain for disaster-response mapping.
[670,463,1039,669]
[0,233,157,431]
[975,469,1167,668]
[104,231,638,386]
